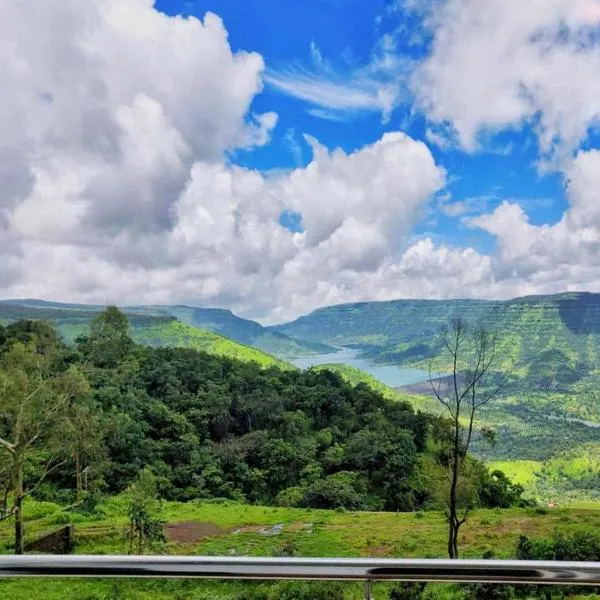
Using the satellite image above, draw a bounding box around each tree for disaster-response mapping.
[126,468,164,554]
[80,306,134,368]
[63,400,107,501]
[429,318,508,558]
[0,342,88,553]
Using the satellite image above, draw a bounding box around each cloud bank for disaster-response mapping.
[2,0,600,322]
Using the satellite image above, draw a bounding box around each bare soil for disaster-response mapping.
[165,521,225,544]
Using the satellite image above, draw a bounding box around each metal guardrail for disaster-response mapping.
[2,556,600,599]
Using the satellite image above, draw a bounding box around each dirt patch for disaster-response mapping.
[165,521,225,544]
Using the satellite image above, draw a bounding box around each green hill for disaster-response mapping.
[312,362,438,413]
[0,301,286,369]
[273,292,600,393]
[131,319,290,368]
[141,305,336,357]
[0,299,332,359]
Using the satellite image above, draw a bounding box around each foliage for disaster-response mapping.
[0,311,529,556]
[126,468,164,554]
[0,323,89,552]
[388,582,426,600]
[131,320,290,369]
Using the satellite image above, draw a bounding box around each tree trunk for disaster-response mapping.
[447,420,460,559]
[75,451,82,501]
[447,520,456,559]
[452,521,460,559]
[14,465,24,555]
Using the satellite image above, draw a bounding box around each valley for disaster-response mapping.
[289,347,431,387]
[3,294,600,504]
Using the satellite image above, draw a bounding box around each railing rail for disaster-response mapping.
[2,556,600,585]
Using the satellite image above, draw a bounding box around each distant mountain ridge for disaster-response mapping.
[139,305,336,357]
[0,298,334,361]
[271,292,600,392]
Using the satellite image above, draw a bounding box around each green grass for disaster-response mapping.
[4,497,600,558]
[4,498,600,599]
[487,460,542,486]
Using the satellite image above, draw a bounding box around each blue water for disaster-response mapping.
[289,347,430,388]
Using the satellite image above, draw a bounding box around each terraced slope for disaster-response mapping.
[273,292,600,391]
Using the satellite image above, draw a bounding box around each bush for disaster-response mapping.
[302,471,367,510]
[236,581,345,600]
[275,487,305,508]
[125,469,165,554]
[388,582,426,600]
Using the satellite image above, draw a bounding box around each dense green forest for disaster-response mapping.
[0,310,527,537]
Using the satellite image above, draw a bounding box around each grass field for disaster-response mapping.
[2,497,600,599]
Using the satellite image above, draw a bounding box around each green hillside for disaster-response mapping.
[141,305,336,357]
[274,293,600,495]
[131,320,290,368]
[0,301,286,369]
[272,293,600,390]
[312,363,438,413]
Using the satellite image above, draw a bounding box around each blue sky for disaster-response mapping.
[155,0,571,258]
[2,0,599,320]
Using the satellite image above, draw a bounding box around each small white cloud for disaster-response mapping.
[425,127,452,150]
[306,108,349,122]
[283,128,303,166]
[266,35,412,122]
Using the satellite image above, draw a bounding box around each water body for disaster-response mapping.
[289,347,430,388]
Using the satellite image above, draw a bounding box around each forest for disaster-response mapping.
[0,308,529,553]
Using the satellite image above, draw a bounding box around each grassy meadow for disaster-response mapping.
[2,498,600,599]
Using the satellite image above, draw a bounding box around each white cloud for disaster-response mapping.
[267,36,412,122]
[3,133,445,322]
[412,0,600,158]
[0,0,447,323]
[7,0,600,324]
[468,150,600,289]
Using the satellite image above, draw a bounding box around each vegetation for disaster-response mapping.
[126,469,164,554]
[0,301,288,369]
[152,305,336,357]
[429,319,512,558]
[0,309,529,555]
[131,319,289,369]
[1,499,600,598]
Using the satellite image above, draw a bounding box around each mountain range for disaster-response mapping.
[4,293,600,500]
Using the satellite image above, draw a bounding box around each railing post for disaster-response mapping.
[364,580,373,600]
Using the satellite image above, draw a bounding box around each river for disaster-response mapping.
[289,347,430,388]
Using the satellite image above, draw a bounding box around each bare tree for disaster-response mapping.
[429,318,508,559]
[0,342,88,553]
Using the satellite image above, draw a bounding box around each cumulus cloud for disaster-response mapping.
[412,0,600,158]
[0,0,451,322]
[469,150,600,290]
[7,0,600,323]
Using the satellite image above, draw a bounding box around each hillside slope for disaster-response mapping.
[141,305,335,357]
[273,292,600,390]
[0,301,286,368]
[131,320,290,368]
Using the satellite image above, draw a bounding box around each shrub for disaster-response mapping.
[302,471,367,510]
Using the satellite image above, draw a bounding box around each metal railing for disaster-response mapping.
[2,556,600,599]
